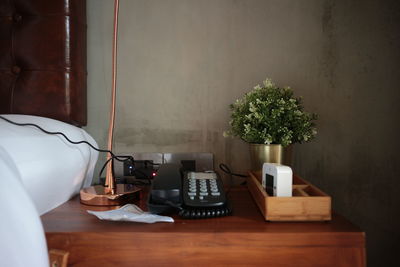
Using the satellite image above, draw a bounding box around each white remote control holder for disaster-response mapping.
[262,163,293,197]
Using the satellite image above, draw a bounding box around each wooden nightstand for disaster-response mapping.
[41,187,366,266]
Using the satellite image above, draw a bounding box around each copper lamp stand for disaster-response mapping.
[80,0,140,206]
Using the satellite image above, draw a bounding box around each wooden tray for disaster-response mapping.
[247,171,331,221]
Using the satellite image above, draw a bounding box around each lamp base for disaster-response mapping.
[80,184,141,206]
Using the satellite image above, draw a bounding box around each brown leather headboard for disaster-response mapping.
[0,0,87,126]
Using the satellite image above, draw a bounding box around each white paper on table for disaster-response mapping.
[87,204,174,223]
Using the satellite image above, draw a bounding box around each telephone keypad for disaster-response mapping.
[183,172,226,207]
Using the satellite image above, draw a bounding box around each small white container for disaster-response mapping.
[262,163,293,197]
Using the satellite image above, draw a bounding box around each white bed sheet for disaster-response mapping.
[0,147,49,267]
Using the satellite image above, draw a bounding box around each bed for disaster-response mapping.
[0,1,92,266]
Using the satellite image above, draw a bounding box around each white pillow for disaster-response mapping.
[0,114,99,215]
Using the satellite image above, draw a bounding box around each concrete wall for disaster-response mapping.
[85,0,400,266]
[293,1,400,266]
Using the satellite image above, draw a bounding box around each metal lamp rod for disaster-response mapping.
[105,0,120,194]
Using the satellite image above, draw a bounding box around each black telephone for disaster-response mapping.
[148,163,231,219]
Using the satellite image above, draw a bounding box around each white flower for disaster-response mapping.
[249,102,257,113]
[254,112,263,120]
[263,78,274,88]
[244,123,251,132]
[264,139,272,145]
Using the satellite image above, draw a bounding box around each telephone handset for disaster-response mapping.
[148,164,231,219]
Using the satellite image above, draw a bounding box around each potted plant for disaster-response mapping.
[224,78,317,170]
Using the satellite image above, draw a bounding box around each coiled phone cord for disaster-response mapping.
[151,196,232,219]
[178,206,232,219]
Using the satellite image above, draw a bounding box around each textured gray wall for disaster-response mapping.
[294,1,400,266]
[85,0,400,266]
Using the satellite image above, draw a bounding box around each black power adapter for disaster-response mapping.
[124,159,157,179]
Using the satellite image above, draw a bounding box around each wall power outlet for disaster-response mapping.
[115,152,213,178]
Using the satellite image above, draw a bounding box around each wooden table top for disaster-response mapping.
[42,186,363,236]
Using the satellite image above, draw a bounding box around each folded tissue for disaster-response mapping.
[87,204,174,223]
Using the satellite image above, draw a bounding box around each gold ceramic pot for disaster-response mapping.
[249,144,292,172]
